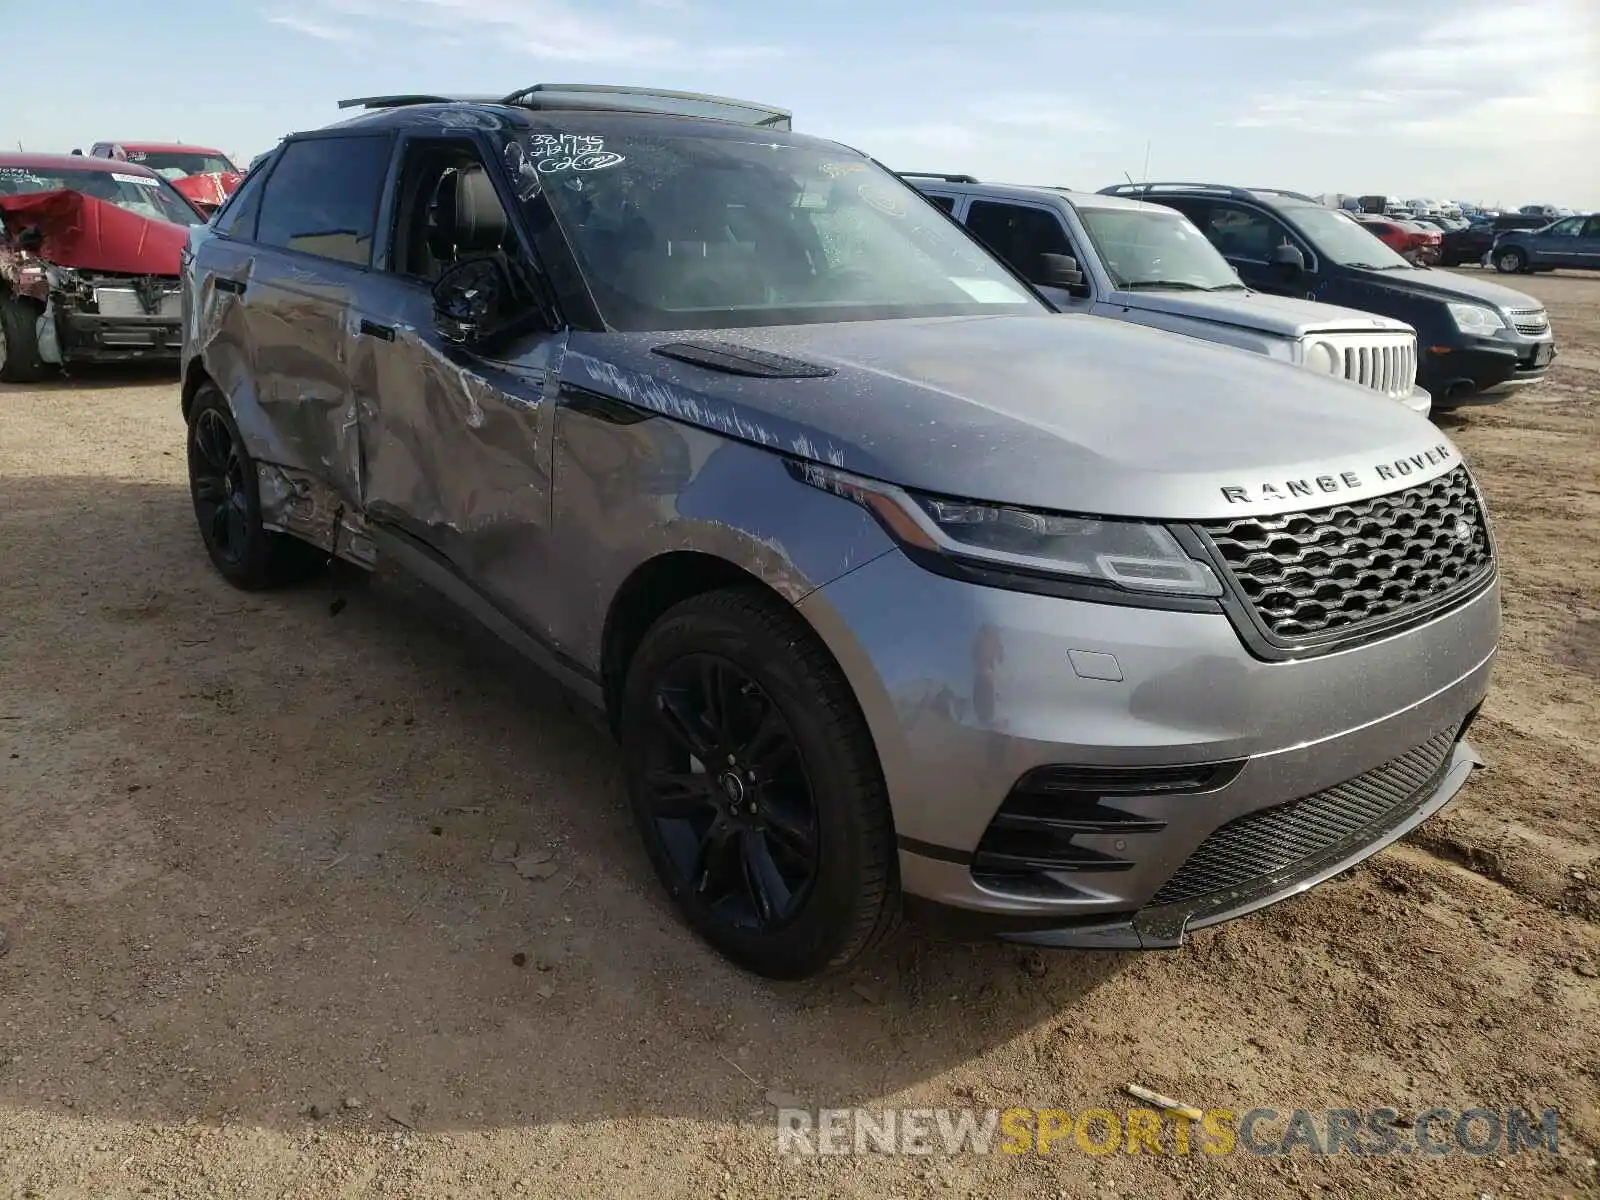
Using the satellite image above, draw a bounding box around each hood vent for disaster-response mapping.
[651,340,836,379]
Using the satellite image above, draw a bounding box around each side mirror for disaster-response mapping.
[432,256,514,346]
[1270,241,1307,275]
[70,148,84,156]
[1040,252,1090,295]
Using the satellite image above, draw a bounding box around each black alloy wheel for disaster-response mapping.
[621,589,900,979]
[190,405,252,570]
[185,384,324,588]
[641,652,820,930]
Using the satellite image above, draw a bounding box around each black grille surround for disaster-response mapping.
[1149,722,1462,909]
[972,761,1243,899]
[1191,465,1494,657]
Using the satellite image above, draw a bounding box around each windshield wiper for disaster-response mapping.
[1121,280,1209,291]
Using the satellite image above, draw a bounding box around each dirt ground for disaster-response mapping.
[2,270,1597,1200]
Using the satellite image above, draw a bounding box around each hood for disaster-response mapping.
[0,189,186,276]
[170,171,242,212]
[560,314,1456,522]
[1351,263,1539,311]
[1107,287,1411,339]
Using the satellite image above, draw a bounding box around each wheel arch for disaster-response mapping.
[598,551,880,759]
[180,355,214,423]
[601,551,783,731]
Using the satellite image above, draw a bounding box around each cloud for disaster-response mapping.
[969,93,1117,135]
[265,0,774,65]
[1227,0,1598,144]
[846,92,1119,180]
[265,12,356,41]
[1229,87,1459,136]
[1006,8,1402,40]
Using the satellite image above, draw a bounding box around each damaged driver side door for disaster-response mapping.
[352,134,567,651]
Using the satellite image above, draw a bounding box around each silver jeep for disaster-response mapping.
[906,176,1430,415]
[178,86,1497,978]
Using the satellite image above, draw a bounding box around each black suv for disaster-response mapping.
[1441,213,1549,268]
[1101,183,1557,407]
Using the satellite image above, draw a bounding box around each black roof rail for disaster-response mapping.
[338,94,501,110]
[1098,181,1251,200]
[336,85,791,129]
[499,83,791,128]
[1240,186,1323,203]
[1098,181,1322,205]
[898,171,981,184]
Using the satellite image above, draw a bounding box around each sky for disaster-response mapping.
[4,0,1596,209]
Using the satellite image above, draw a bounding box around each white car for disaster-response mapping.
[906,176,1431,415]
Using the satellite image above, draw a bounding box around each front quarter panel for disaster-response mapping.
[545,388,897,672]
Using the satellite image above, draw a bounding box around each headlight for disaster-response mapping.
[1302,340,1340,374]
[791,462,1222,598]
[43,264,86,294]
[1447,303,1505,335]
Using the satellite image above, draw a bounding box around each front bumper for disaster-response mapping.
[59,311,183,363]
[797,550,1499,941]
[1419,329,1555,405]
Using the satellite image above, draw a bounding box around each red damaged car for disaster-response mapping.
[0,153,204,381]
[86,142,243,216]
[1351,213,1441,265]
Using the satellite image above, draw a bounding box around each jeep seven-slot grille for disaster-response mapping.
[1149,724,1461,907]
[1197,466,1492,643]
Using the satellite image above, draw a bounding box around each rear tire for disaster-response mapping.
[0,294,49,383]
[186,383,326,588]
[1495,248,1528,274]
[620,587,900,979]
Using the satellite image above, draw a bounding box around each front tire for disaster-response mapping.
[620,588,899,979]
[1495,248,1528,274]
[186,383,324,588]
[0,294,49,383]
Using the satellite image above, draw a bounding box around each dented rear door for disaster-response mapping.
[229,134,394,527]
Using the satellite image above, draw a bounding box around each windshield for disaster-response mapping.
[1077,206,1242,290]
[0,165,204,226]
[499,128,1039,331]
[124,151,236,179]
[1293,206,1413,269]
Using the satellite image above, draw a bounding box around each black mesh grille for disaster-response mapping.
[1198,466,1492,642]
[1150,725,1460,907]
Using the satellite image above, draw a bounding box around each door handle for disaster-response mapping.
[359,319,396,342]
[214,277,246,295]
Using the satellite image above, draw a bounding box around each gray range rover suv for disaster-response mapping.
[179,86,1500,978]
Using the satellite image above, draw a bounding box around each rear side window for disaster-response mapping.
[964,201,1073,285]
[212,159,270,240]
[255,136,390,267]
